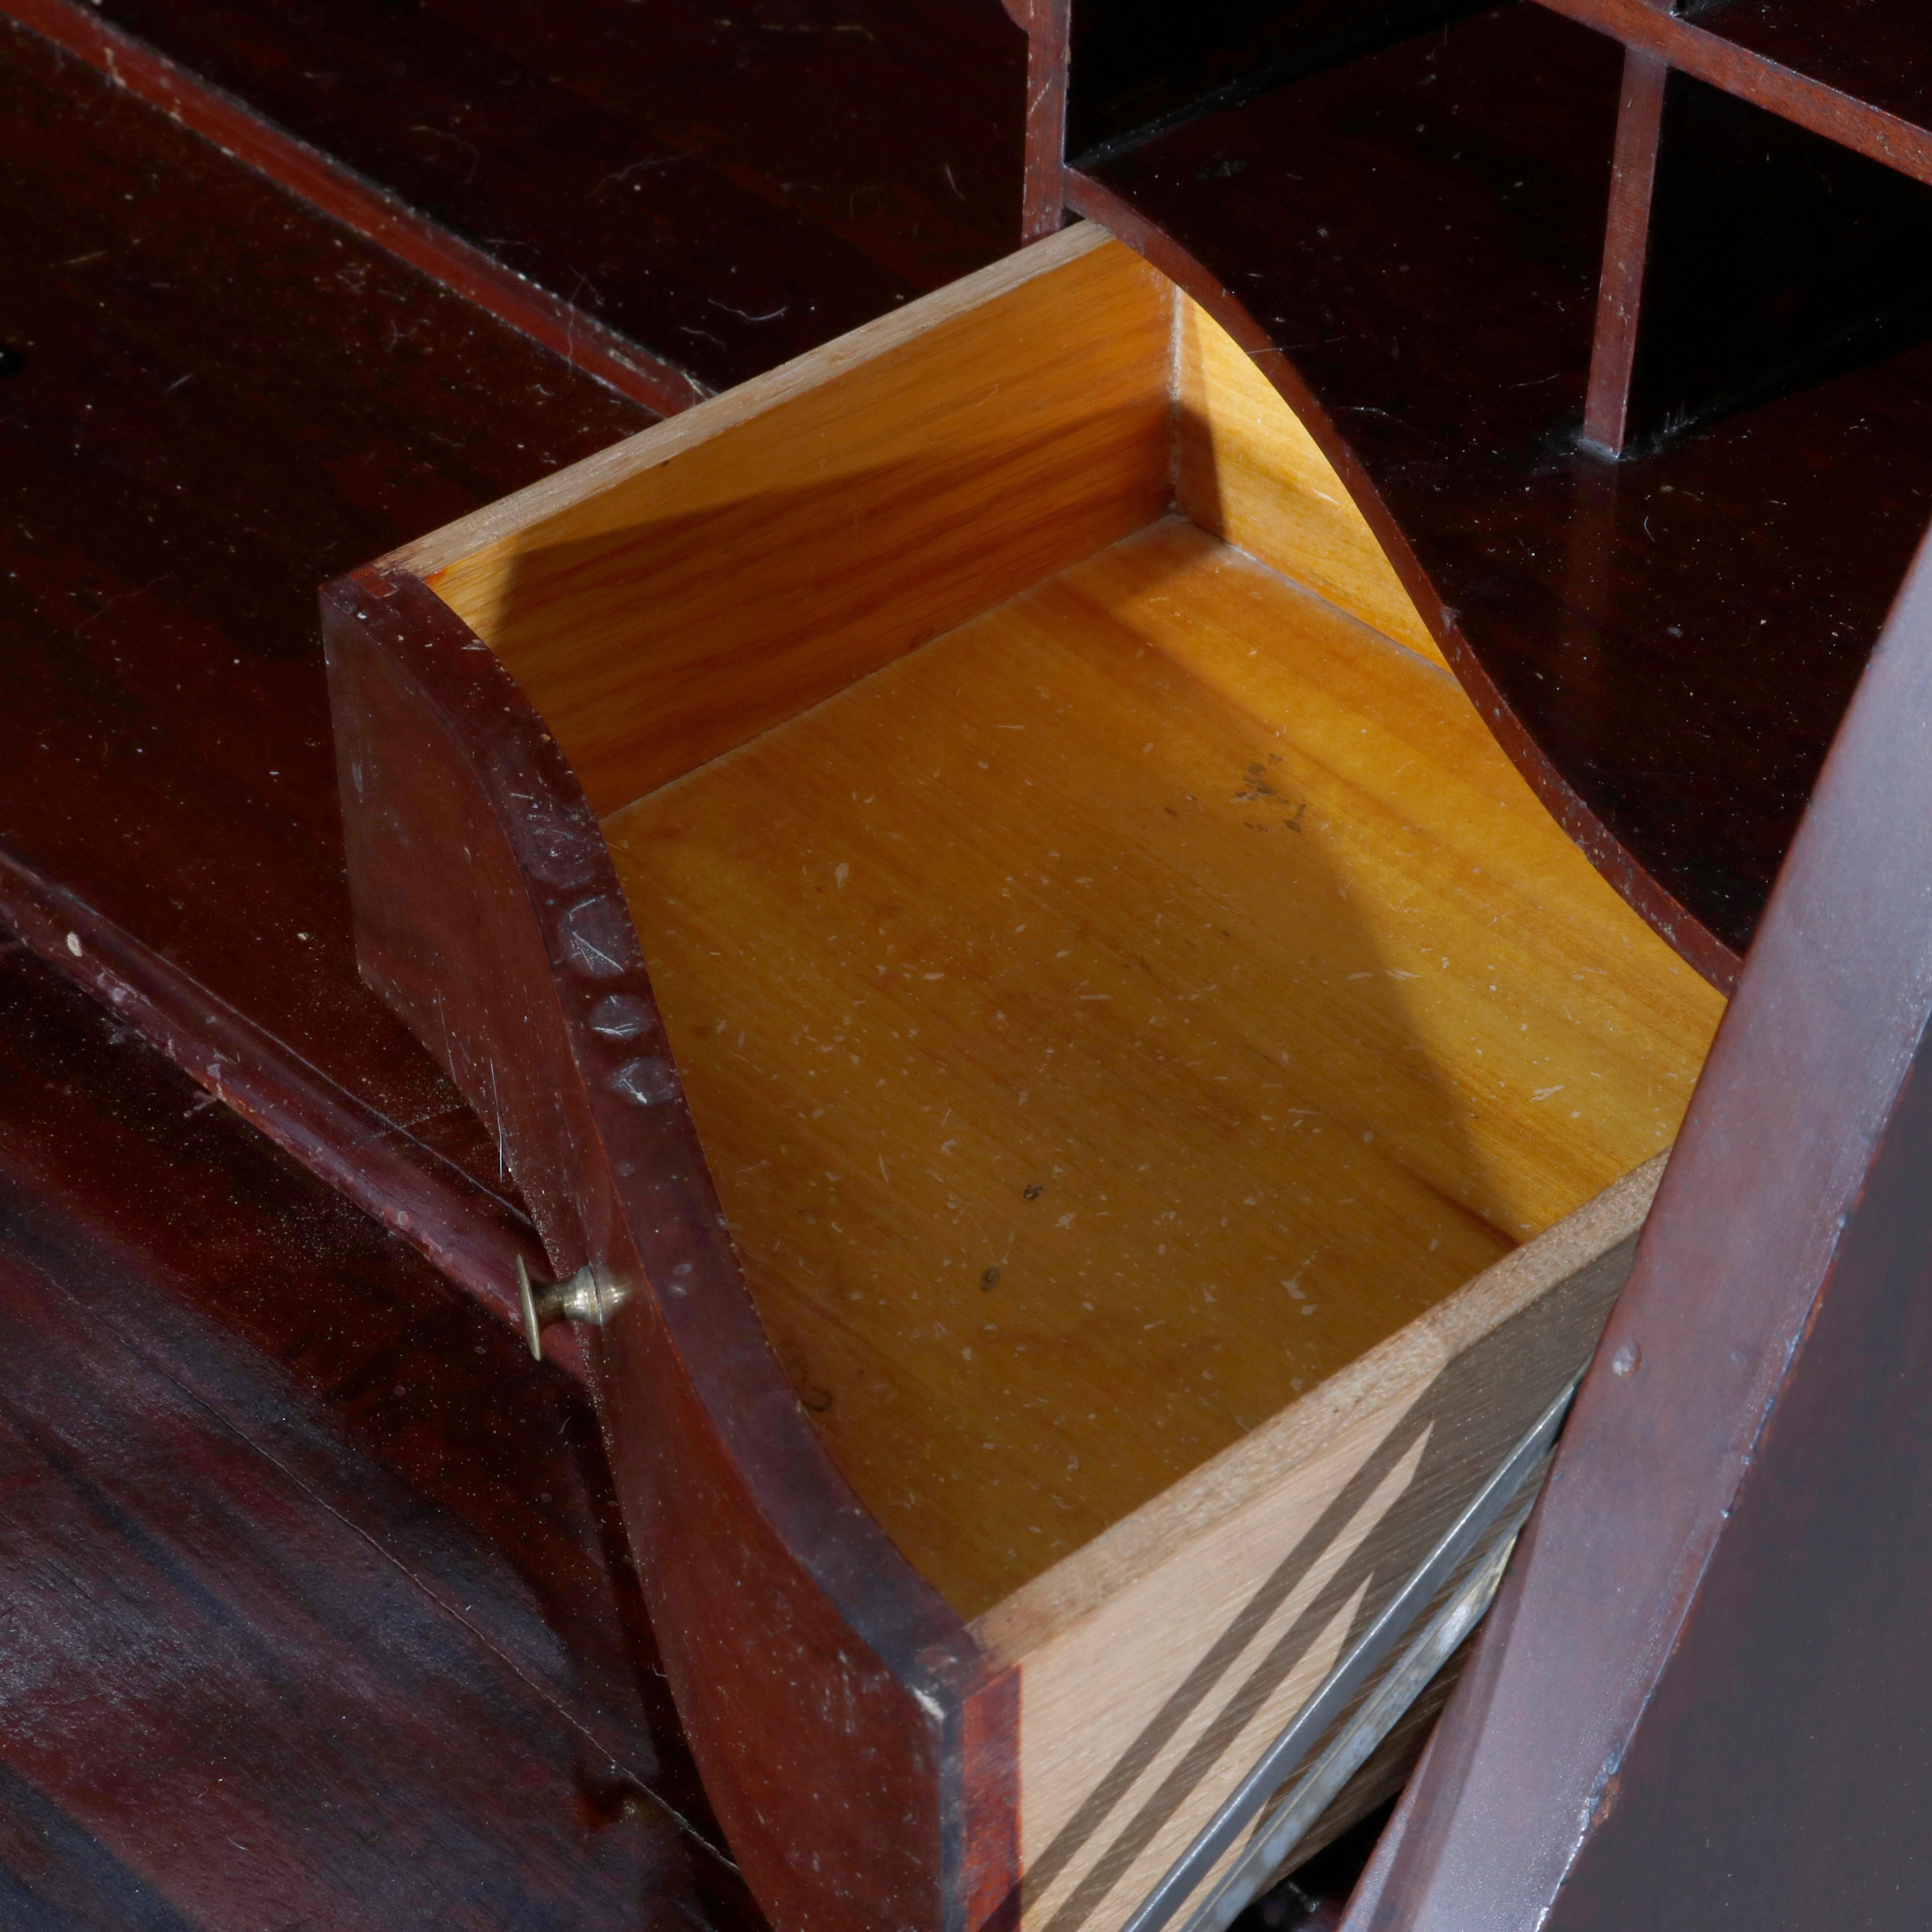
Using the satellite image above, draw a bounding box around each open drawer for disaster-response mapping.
[322,224,1724,1932]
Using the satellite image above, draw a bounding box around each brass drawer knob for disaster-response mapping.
[516,1254,614,1361]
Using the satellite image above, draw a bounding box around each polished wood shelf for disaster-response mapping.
[45,0,1028,395]
[0,14,650,1212]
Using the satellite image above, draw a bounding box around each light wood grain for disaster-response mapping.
[399,224,1174,813]
[1174,295,1446,668]
[604,520,1722,1617]
[984,1156,1663,1932]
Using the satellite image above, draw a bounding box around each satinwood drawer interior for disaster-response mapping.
[373,222,1724,1930]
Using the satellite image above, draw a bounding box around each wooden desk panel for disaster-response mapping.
[59,0,1027,396]
[0,17,651,1201]
[0,943,762,1928]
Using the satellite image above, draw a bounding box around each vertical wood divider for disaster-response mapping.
[1583,49,1670,457]
[1023,0,1073,242]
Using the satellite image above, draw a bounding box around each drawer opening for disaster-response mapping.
[397,225,1724,1623]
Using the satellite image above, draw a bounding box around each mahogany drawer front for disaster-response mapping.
[324,225,1723,1932]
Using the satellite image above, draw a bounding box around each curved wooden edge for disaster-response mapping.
[323,565,1003,1931]
[0,0,707,416]
[0,838,554,1346]
[1335,516,1932,1926]
[1062,169,1742,997]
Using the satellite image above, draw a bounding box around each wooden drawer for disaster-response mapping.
[322,223,1723,1932]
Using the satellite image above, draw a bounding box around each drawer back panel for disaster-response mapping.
[404,227,1174,813]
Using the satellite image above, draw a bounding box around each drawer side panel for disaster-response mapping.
[322,568,988,1932]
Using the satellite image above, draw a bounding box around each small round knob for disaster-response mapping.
[515,1255,609,1361]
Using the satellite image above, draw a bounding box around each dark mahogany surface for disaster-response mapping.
[1082,0,1932,973]
[5,0,703,414]
[1620,73,1932,454]
[1065,0,1478,163]
[1682,0,1932,135]
[0,17,651,1202]
[0,839,557,1344]
[73,0,1027,396]
[0,940,763,1928]
[1545,1020,1932,1924]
